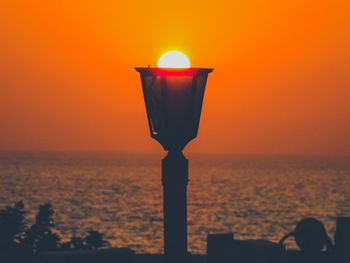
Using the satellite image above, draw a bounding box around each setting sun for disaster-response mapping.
[158,51,190,68]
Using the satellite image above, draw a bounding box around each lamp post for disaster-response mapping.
[135,66,213,262]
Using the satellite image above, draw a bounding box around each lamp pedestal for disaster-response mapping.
[162,151,189,263]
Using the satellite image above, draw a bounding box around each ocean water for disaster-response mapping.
[0,151,349,254]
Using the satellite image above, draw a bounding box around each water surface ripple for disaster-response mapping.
[0,152,349,254]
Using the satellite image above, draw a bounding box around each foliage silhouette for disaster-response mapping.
[61,231,110,251]
[0,202,109,256]
[0,201,27,253]
[84,230,110,249]
[22,203,61,255]
[61,235,86,250]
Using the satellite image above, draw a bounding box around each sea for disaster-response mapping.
[0,151,349,254]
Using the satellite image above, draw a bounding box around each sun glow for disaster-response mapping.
[158,51,190,68]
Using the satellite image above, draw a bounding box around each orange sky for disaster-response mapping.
[0,0,349,155]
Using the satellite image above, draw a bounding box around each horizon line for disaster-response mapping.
[0,149,349,158]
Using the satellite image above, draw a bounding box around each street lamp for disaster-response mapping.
[135,53,213,262]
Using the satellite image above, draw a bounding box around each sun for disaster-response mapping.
[158,51,190,68]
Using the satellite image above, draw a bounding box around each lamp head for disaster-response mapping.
[135,67,213,151]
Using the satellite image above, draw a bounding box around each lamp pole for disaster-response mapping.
[162,150,188,262]
[135,67,213,262]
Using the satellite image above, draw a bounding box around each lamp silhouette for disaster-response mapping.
[135,65,213,262]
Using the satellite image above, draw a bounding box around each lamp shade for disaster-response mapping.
[135,67,213,151]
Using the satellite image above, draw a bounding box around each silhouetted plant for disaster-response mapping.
[84,230,109,250]
[0,202,110,255]
[61,231,109,251]
[0,201,27,253]
[61,235,85,250]
[22,203,60,255]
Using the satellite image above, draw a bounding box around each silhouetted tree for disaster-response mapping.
[22,203,60,255]
[61,235,85,250]
[61,230,109,251]
[84,230,109,249]
[0,201,27,253]
[1,201,110,255]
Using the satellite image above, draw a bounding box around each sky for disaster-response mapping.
[0,0,349,155]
